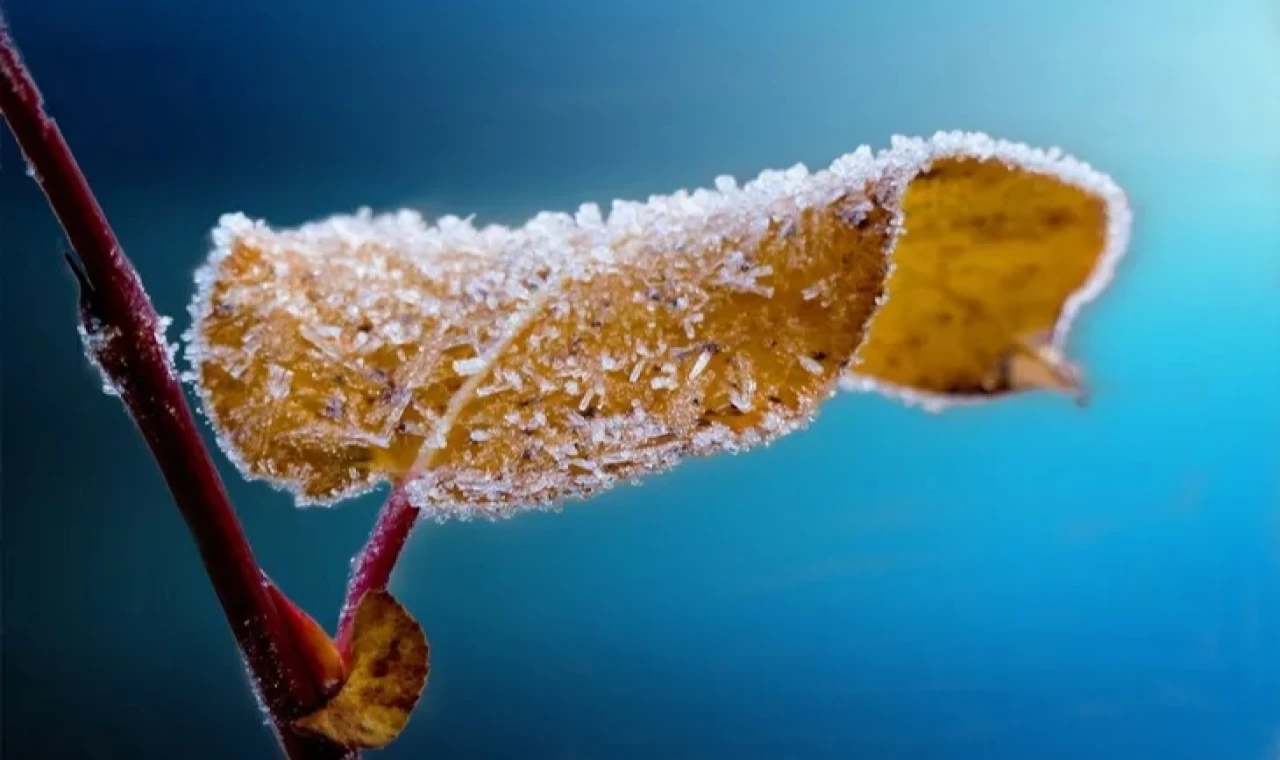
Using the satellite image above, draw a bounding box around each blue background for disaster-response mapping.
[3,1,1278,757]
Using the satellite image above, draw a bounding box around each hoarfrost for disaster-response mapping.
[155,315,179,368]
[452,357,487,376]
[78,318,123,397]
[266,364,293,399]
[798,355,825,376]
[688,350,712,380]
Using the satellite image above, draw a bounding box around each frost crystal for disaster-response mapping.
[798,355,825,376]
[266,365,293,400]
[155,315,178,369]
[451,357,487,376]
[78,318,123,397]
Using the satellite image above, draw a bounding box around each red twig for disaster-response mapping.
[337,484,421,656]
[0,15,348,760]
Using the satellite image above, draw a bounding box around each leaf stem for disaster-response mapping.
[337,484,421,657]
[0,14,349,760]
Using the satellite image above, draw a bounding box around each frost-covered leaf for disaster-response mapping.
[294,590,428,750]
[186,131,1130,518]
[187,151,892,512]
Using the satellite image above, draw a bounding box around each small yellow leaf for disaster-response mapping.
[187,131,1130,517]
[294,590,429,750]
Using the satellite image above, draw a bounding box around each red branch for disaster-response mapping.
[336,484,421,657]
[0,15,349,760]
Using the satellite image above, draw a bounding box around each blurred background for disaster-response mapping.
[2,0,1278,757]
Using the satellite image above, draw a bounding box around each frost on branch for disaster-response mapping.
[185,131,1131,519]
[78,315,124,397]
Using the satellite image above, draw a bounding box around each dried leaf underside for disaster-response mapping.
[186,132,1130,518]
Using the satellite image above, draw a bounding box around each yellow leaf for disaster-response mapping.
[186,131,1130,517]
[294,590,429,750]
